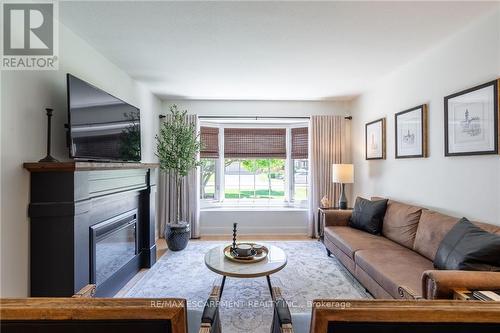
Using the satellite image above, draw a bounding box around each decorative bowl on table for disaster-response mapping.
[224,242,269,263]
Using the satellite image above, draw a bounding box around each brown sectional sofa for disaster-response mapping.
[322,198,500,299]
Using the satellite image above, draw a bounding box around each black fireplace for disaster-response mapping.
[91,210,138,287]
[26,163,157,298]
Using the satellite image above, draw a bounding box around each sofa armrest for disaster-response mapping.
[323,210,352,227]
[398,285,422,300]
[422,270,500,300]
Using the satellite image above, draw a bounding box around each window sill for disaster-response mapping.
[200,206,308,212]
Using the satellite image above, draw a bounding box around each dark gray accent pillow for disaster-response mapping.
[434,218,500,271]
[349,197,388,235]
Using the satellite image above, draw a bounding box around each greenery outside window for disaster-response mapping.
[200,159,217,199]
[200,123,308,208]
[224,159,285,202]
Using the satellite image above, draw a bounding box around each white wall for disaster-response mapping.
[161,99,352,236]
[162,99,352,117]
[0,24,160,297]
[200,209,308,235]
[352,10,500,225]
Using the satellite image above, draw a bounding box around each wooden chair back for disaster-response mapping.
[0,298,187,333]
[311,299,500,333]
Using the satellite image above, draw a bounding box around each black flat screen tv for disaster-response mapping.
[67,74,141,162]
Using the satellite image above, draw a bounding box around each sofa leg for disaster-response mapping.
[326,248,331,257]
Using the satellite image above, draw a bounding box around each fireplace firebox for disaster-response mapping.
[91,210,138,286]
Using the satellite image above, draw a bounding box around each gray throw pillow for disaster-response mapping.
[434,217,500,271]
[349,197,388,235]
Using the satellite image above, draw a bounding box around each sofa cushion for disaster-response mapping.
[414,210,500,261]
[434,218,500,271]
[472,221,500,235]
[324,226,403,260]
[382,200,423,249]
[413,210,460,261]
[324,236,356,273]
[355,248,434,298]
[349,197,388,235]
[354,265,394,299]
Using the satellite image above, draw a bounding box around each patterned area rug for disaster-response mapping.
[123,240,370,333]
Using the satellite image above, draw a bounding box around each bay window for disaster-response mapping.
[200,122,309,208]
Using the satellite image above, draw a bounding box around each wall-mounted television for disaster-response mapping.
[67,74,141,162]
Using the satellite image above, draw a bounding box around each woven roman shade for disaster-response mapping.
[200,126,219,158]
[224,128,286,158]
[291,127,308,159]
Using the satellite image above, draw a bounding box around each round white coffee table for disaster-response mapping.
[204,244,287,296]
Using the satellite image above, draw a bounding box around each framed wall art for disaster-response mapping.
[395,104,428,158]
[445,79,499,156]
[365,118,386,160]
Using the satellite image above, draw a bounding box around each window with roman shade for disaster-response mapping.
[291,127,308,159]
[200,126,219,158]
[224,128,286,158]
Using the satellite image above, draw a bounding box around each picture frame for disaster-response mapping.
[365,118,386,160]
[395,104,428,158]
[444,79,499,156]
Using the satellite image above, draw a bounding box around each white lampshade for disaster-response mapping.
[332,164,354,184]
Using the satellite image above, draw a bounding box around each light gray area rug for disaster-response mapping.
[124,240,370,333]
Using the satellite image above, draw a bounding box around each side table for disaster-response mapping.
[453,289,500,301]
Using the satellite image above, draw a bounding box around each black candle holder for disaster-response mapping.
[232,222,238,251]
[39,108,59,163]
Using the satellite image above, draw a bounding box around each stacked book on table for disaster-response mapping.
[472,290,500,301]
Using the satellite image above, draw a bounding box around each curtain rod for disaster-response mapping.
[199,116,310,120]
[159,115,352,120]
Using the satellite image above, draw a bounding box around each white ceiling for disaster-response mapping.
[60,1,498,101]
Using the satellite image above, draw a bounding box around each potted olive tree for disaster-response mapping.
[156,105,201,251]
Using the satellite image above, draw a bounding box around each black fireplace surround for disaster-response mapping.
[25,162,157,297]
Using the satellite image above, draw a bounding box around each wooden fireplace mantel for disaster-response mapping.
[23,161,159,172]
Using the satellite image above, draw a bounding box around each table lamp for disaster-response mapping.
[332,164,354,209]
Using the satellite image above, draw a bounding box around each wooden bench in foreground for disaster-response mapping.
[271,287,500,333]
[1,283,222,333]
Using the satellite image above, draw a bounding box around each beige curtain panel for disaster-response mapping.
[309,116,349,237]
[158,114,201,239]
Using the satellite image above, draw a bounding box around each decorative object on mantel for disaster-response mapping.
[320,195,331,208]
[444,79,499,156]
[365,118,386,160]
[395,104,428,158]
[156,105,202,251]
[39,108,59,163]
[332,164,354,210]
